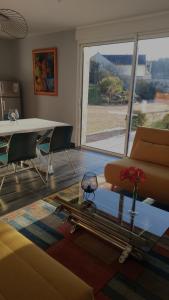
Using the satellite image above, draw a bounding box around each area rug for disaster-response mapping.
[0,199,65,250]
[1,178,169,299]
[74,232,120,264]
[0,174,108,251]
[47,226,119,294]
[47,223,169,300]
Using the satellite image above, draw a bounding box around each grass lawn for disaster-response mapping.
[86,102,169,134]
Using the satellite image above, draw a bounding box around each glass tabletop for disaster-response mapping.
[54,186,169,251]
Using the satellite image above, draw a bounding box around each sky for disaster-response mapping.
[84,36,169,61]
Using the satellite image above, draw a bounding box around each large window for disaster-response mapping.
[81,36,169,156]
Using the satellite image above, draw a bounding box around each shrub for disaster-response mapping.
[88,84,103,105]
[131,111,146,130]
[99,76,124,104]
[151,113,169,129]
[135,80,156,101]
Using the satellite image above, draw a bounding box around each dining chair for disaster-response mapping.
[0,137,8,151]
[37,125,75,181]
[0,132,46,191]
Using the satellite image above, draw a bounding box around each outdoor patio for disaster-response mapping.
[84,102,169,154]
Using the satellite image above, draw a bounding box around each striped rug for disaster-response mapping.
[0,199,65,250]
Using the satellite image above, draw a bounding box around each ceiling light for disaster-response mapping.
[0,9,28,39]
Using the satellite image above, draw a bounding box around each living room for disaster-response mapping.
[0,1,169,300]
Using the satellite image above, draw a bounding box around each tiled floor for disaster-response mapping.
[0,149,118,216]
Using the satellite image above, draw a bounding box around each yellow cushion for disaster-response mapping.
[130,127,169,158]
[105,127,169,205]
[0,221,93,300]
[104,157,169,204]
[133,140,169,168]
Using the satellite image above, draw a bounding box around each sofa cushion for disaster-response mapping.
[105,127,169,205]
[132,140,169,168]
[130,127,169,158]
[104,157,169,204]
[0,221,93,300]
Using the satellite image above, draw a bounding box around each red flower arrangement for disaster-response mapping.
[120,167,145,185]
[120,167,146,214]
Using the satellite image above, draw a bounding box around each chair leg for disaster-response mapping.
[20,161,24,168]
[13,163,20,184]
[0,176,5,191]
[12,163,16,172]
[30,160,46,185]
[46,154,52,182]
[65,150,76,174]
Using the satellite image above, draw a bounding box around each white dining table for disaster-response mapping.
[0,118,69,136]
[0,118,70,175]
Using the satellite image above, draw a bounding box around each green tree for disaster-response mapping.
[89,61,100,85]
[89,60,113,85]
[151,113,169,129]
[99,76,123,104]
[151,58,169,79]
[88,85,102,105]
[135,80,156,101]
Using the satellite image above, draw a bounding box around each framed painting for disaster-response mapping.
[32,48,58,95]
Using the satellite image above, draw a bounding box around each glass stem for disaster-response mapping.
[132,184,138,212]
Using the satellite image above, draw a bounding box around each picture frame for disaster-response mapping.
[32,47,58,96]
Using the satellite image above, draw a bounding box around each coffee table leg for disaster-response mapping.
[70,224,77,234]
[119,244,132,263]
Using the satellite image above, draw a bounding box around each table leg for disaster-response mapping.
[119,245,132,263]
[70,224,78,234]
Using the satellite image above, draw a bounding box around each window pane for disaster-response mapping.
[129,37,169,153]
[82,42,134,155]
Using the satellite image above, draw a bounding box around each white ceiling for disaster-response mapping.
[1,0,169,36]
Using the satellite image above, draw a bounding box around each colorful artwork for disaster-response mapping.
[32,48,58,95]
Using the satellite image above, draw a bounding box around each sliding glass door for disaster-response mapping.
[129,37,169,153]
[81,36,169,156]
[81,42,135,155]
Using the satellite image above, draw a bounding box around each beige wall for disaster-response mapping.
[76,11,169,43]
[16,30,77,141]
[0,39,18,80]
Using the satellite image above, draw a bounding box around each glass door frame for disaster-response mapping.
[79,32,169,156]
[124,37,138,156]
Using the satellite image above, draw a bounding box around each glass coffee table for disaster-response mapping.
[52,186,169,263]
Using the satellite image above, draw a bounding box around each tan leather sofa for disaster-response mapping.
[0,221,93,300]
[105,127,169,205]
